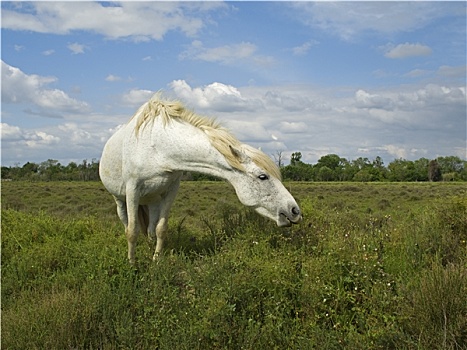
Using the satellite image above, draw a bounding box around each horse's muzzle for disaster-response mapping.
[278,207,302,227]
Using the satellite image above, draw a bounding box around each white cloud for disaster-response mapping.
[223,120,272,143]
[384,43,432,59]
[67,42,87,54]
[290,2,461,41]
[1,61,90,114]
[354,84,466,114]
[197,41,256,62]
[381,145,408,159]
[121,89,155,107]
[263,90,329,112]
[374,144,430,159]
[105,74,122,82]
[1,2,228,42]
[58,123,92,145]
[1,121,113,165]
[355,90,395,110]
[42,49,55,56]
[165,80,463,163]
[372,69,393,79]
[1,122,60,150]
[437,65,467,78]
[404,69,431,78]
[25,131,61,149]
[169,80,262,112]
[180,40,274,67]
[1,123,22,141]
[279,121,308,133]
[290,40,319,56]
[360,145,429,160]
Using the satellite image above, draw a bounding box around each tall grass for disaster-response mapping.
[1,182,466,349]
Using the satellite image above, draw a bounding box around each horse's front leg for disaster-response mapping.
[125,187,141,264]
[146,203,160,243]
[151,178,181,260]
[146,204,166,260]
[114,197,128,228]
[146,205,169,259]
[154,217,169,258]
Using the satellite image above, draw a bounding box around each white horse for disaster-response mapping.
[99,94,302,263]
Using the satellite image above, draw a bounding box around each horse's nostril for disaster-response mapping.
[292,207,300,216]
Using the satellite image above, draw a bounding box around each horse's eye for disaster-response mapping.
[258,174,269,180]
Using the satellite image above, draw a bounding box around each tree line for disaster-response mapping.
[279,153,466,182]
[1,159,100,182]
[1,154,466,182]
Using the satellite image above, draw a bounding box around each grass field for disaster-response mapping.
[1,181,466,349]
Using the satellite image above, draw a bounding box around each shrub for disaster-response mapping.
[401,263,467,349]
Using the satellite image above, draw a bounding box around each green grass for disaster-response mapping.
[1,181,466,349]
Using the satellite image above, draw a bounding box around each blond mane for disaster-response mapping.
[131,93,281,180]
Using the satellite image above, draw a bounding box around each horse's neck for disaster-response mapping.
[150,119,236,181]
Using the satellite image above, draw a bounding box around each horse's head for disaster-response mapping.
[228,146,302,227]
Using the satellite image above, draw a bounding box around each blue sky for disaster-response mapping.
[1,1,466,167]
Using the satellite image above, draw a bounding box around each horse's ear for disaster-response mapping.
[229,145,249,163]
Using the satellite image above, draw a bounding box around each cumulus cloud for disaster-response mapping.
[384,42,432,59]
[417,84,465,103]
[121,88,155,107]
[354,85,465,113]
[1,122,60,149]
[223,120,272,143]
[1,123,23,141]
[1,2,227,42]
[169,80,262,112]
[371,145,428,160]
[381,145,408,159]
[263,90,328,112]
[1,61,90,115]
[58,123,92,145]
[1,121,113,165]
[355,90,395,110]
[25,131,61,148]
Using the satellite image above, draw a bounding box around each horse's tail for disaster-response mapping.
[138,205,149,234]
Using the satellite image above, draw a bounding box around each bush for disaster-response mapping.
[401,263,467,349]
